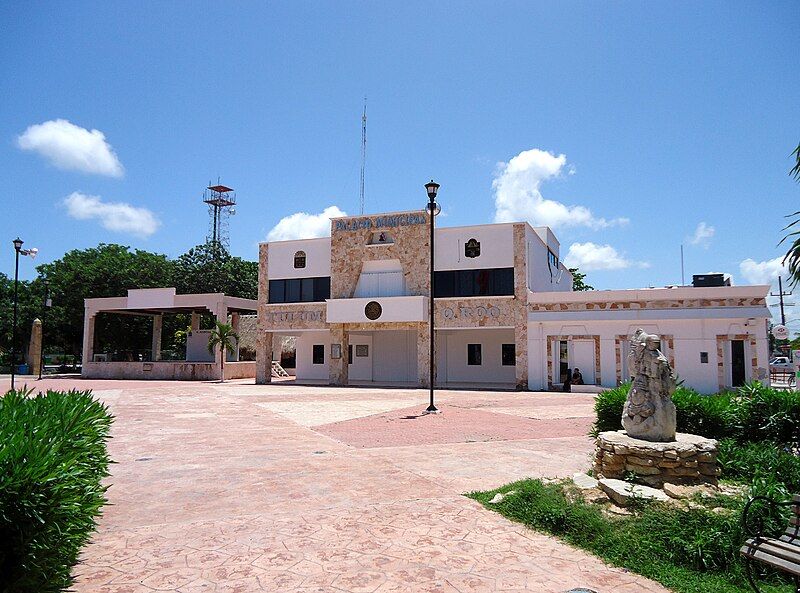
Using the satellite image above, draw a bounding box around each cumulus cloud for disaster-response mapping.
[739,256,786,286]
[267,206,347,241]
[17,119,124,177]
[492,148,628,229]
[564,242,649,272]
[688,222,715,247]
[63,192,160,237]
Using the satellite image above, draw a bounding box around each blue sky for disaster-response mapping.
[2,2,798,310]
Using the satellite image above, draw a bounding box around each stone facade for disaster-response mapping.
[529,297,766,312]
[594,431,720,487]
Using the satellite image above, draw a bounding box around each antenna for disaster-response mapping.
[359,97,367,215]
[202,181,236,252]
[680,244,685,285]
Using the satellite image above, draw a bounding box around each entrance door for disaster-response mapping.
[731,340,746,387]
[348,335,373,382]
[571,340,596,384]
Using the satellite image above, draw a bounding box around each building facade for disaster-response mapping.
[255,210,770,393]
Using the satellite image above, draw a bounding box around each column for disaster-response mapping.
[151,314,163,362]
[514,311,528,390]
[214,305,228,380]
[191,311,201,331]
[81,309,96,367]
[256,330,273,384]
[417,322,430,388]
[329,324,349,386]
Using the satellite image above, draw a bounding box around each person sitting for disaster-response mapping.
[562,369,572,392]
[572,368,584,385]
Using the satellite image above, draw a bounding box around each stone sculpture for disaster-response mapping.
[621,328,677,442]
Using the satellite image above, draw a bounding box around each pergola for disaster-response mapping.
[82,288,258,381]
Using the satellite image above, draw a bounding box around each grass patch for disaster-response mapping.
[468,479,793,593]
[0,389,113,593]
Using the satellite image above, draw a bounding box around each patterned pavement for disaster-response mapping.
[4,376,671,593]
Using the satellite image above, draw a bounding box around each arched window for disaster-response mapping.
[293,250,306,269]
[465,238,481,258]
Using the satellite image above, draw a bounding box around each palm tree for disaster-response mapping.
[779,142,800,285]
[207,320,239,382]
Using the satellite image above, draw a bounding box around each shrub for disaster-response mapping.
[718,438,800,495]
[593,382,800,446]
[0,389,113,593]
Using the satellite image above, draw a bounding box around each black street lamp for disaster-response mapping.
[39,279,51,380]
[424,180,441,414]
[11,238,38,391]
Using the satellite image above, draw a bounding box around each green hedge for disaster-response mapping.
[0,389,113,593]
[593,382,800,445]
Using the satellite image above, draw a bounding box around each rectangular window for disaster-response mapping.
[700,352,709,364]
[268,277,331,303]
[467,343,482,365]
[348,344,353,364]
[548,249,559,271]
[433,268,514,298]
[502,343,516,366]
[312,344,324,365]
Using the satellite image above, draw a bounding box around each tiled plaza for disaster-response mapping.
[5,377,670,592]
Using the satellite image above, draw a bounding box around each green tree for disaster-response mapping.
[35,244,175,357]
[568,267,594,291]
[780,142,800,284]
[207,320,238,382]
[173,243,258,299]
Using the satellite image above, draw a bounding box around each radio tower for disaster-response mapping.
[359,97,367,215]
[203,180,236,252]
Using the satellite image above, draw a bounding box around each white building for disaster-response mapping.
[254,210,770,393]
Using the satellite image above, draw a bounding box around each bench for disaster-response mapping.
[740,494,800,592]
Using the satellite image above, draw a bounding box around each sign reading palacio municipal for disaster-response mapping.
[334,213,426,232]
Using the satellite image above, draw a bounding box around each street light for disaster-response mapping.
[11,238,38,391]
[39,279,51,380]
[424,180,441,414]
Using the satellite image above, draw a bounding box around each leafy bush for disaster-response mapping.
[593,382,800,446]
[470,479,793,593]
[0,389,113,593]
[718,438,800,495]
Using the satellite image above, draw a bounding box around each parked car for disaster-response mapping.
[770,356,793,372]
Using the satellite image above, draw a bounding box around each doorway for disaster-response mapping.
[731,339,746,387]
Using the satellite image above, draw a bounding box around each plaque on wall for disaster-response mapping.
[365,301,382,320]
[356,344,369,357]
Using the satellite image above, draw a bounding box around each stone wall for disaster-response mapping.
[594,431,719,487]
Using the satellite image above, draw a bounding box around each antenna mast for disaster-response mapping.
[202,179,236,253]
[359,97,367,215]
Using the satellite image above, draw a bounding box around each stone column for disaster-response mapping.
[329,324,349,386]
[151,314,163,362]
[256,330,272,384]
[29,318,42,377]
[417,322,431,388]
[191,311,201,331]
[82,309,96,367]
[512,224,529,390]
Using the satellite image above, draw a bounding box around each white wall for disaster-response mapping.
[267,237,331,279]
[348,333,373,381]
[526,225,571,293]
[295,330,331,380]
[527,318,768,394]
[434,224,514,270]
[436,329,516,384]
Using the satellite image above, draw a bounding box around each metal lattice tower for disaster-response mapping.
[203,181,236,251]
[359,98,367,215]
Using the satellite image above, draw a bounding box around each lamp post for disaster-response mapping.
[10,238,38,391]
[39,279,51,380]
[424,180,441,413]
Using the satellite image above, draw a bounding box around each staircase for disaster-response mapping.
[271,361,290,378]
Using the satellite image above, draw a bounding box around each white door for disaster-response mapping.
[571,340,596,384]
[348,335,373,381]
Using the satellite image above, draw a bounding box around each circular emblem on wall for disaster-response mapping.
[365,301,382,320]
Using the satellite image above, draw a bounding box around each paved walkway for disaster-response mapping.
[7,377,670,593]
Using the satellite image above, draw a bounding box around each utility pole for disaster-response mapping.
[771,276,792,326]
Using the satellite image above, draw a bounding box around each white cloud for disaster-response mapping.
[267,206,347,241]
[17,119,124,177]
[688,222,715,247]
[63,192,160,237]
[739,256,786,286]
[492,148,628,229]
[564,242,649,272]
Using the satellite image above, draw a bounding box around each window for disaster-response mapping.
[348,344,353,364]
[502,344,515,366]
[700,352,709,364]
[547,249,559,271]
[467,344,482,365]
[294,251,306,268]
[312,344,324,365]
[434,268,514,298]
[268,277,330,303]
[465,238,480,258]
